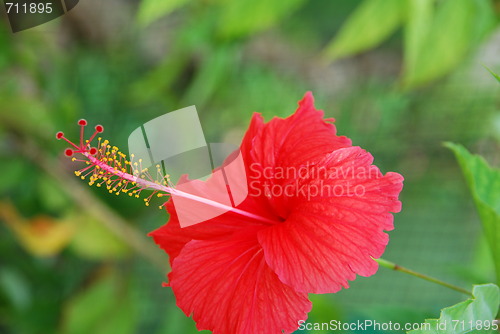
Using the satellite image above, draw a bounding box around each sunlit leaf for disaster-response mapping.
[70,215,130,260]
[181,46,236,108]
[446,143,500,286]
[323,0,406,61]
[218,0,306,39]
[37,176,71,212]
[137,0,192,27]
[485,66,500,84]
[403,0,496,88]
[408,284,499,333]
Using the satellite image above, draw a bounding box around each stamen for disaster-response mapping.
[56,119,276,224]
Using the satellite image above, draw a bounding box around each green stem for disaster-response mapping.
[376,258,472,296]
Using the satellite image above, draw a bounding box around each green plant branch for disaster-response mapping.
[376,258,472,296]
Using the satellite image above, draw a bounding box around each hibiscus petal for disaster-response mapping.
[250,92,351,174]
[169,232,311,334]
[246,92,352,217]
[149,192,274,264]
[258,146,404,294]
[150,154,279,264]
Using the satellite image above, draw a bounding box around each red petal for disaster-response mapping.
[169,232,311,334]
[258,147,404,294]
[149,196,271,265]
[250,92,351,173]
[149,176,279,265]
[245,92,352,217]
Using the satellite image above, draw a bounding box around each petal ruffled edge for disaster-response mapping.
[169,232,312,334]
[258,147,404,293]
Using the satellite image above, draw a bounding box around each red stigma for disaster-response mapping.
[56,120,105,157]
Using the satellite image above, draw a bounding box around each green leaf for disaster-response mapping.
[217,0,306,39]
[137,0,191,27]
[485,66,500,84]
[404,0,434,82]
[0,268,31,311]
[69,214,130,260]
[37,176,71,212]
[323,0,406,61]
[181,46,236,108]
[408,284,499,333]
[403,0,496,88]
[446,143,500,286]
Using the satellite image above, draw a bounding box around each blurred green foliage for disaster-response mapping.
[0,0,499,334]
[325,0,499,88]
[487,67,500,83]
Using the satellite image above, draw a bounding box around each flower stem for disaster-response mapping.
[376,258,472,296]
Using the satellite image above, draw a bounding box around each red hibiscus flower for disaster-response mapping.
[149,92,404,334]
